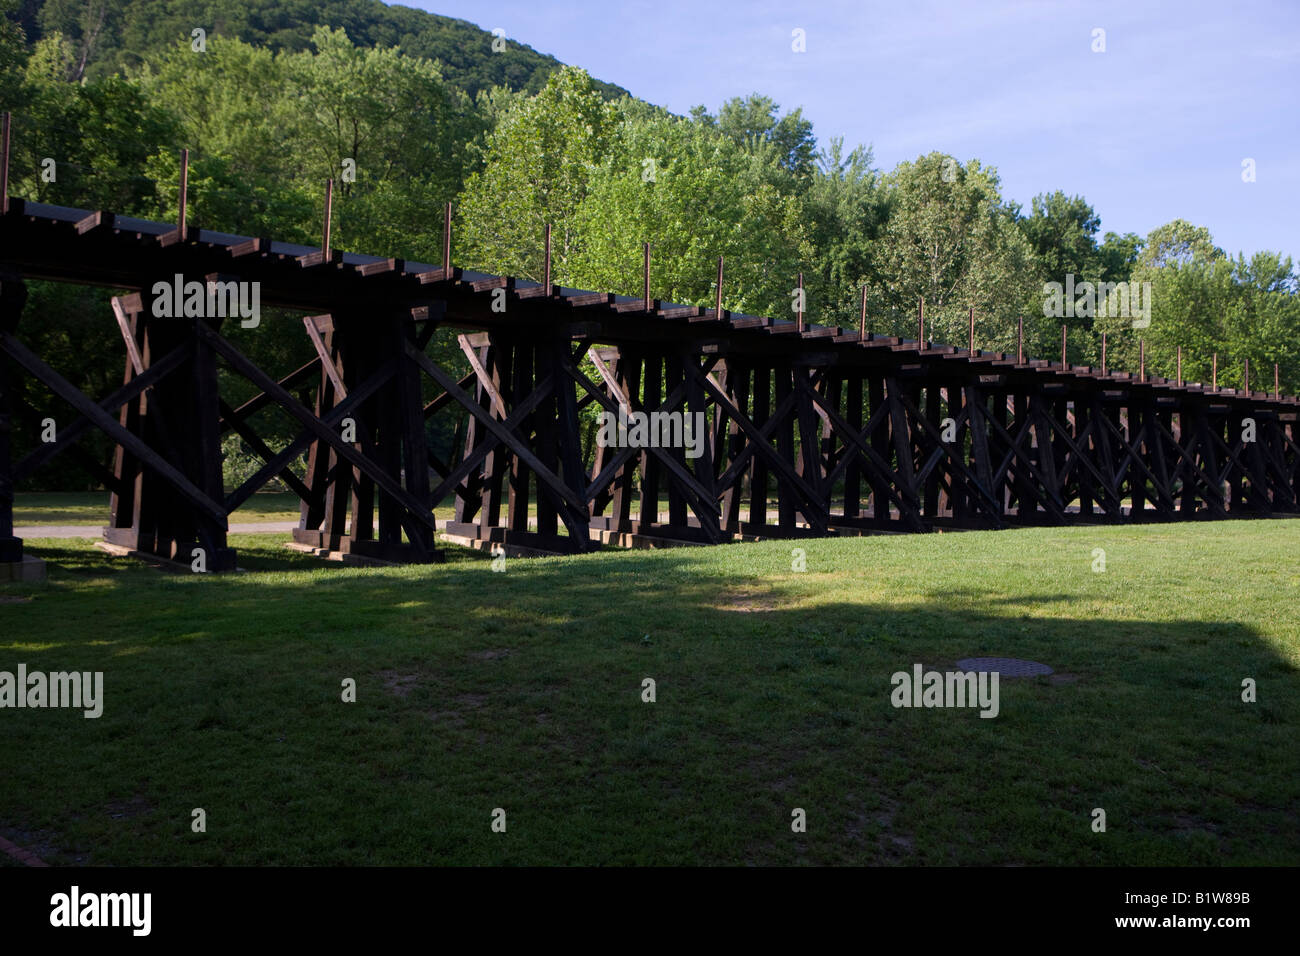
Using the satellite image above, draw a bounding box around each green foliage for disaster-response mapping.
[1020,191,1101,282]
[569,105,811,318]
[867,153,1036,352]
[0,0,28,105]
[3,33,177,213]
[693,94,817,180]
[802,138,885,329]
[10,283,124,491]
[1097,230,1143,284]
[1127,249,1300,393]
[221,433,302,494]
[455,67,618,282]
[3,0,1298,497]
[27,0,630,98]
[1136,219,1223,271]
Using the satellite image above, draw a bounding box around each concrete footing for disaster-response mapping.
[0,554,47,583]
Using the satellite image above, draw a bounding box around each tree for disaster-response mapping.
[284,27,482,261]
[1132,249,1300,393]
[1094,219,1228,375]
[1097,230,1142,284]
[8,32,176,213]
[568,106,811,318]
[692,94,817,180]
[867,153,1037,352]
[1018,190,1101,283]
[1135,219,1222,271]
[801,137,885,329]
[454,66,617,281]
[0,0,28,108]
[139,29,482,260]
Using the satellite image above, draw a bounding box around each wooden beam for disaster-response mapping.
[406,342,588,515]
[0,111,9,216]
[198,325,439,534]
[458,334,508,418]
[0,332,225,523]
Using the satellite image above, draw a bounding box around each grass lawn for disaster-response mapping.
[12,492,306,526]
[1,520,1297,865]
[11,491,673,529]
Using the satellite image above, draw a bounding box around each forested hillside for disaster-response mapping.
[1,0,1296,490]
[15,0,630,96]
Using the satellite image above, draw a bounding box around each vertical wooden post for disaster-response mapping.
[1101,333,1107,375]
[859,285,867,339]
[918,297,925,345]
[1177,346,1182,386]
[178,148,189,235]
[968,306,974,353]
[643,242,651,311]
[322,178,333,260]
[1,112,10,216]
[1061,324,1067,367]
[715,256,724,320]
[1244,358,1249,394]
[442,202,452,275]
[0,275,29,565]
[544,223,552,293]
[1017,317,1023,363]
[1139,338,1145,382]
[1212,353,1218,390]
[1275,363,1280,399]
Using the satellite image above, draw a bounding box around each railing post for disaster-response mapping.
[544,223,551,293]
[715,256,723,319]
[322,178,333,260]
[1,112,10,216]
[442,202,452,275]
[178,147,189,235]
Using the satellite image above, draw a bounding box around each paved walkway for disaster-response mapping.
[15,522,300,538]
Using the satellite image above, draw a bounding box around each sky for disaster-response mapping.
[407,0,1299,263]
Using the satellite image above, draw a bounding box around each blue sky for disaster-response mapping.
[408,0,1298,263]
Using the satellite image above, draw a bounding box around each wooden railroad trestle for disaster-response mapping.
[1,197,1298,570]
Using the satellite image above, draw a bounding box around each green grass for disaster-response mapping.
[11,491,673,529]
[12,492,305,526]
[1,520,1297,866]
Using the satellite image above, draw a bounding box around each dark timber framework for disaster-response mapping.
[2,191,1298,569]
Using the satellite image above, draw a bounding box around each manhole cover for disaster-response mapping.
[956,657,1053,678]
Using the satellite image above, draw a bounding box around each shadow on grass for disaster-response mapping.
[0,535,1296,866]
